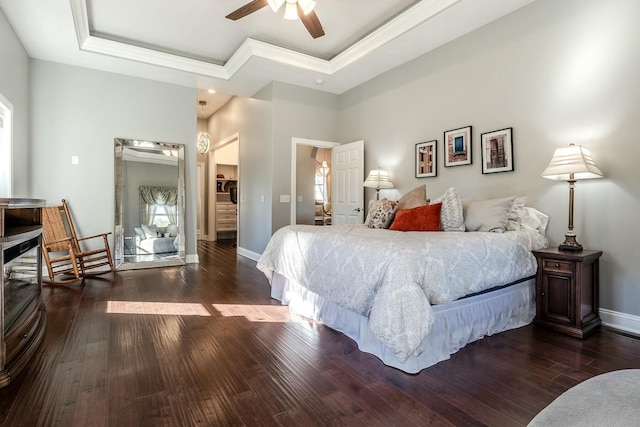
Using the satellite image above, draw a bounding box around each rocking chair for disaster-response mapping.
[41,199,114,285]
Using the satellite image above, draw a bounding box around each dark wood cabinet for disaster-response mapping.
[533,247,602,339]
[0,198,46,387]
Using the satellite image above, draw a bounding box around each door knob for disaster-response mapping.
[353,207,362,212]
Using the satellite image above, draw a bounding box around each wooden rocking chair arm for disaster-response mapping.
[44,236,75,247]
[77,232,112,242]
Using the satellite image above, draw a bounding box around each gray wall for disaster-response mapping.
[0,8,30,197]
[29,60,198,260]
[207,95,273,255]
[208,81,338,254]
[267,82,339,233]
[338,0,640,316]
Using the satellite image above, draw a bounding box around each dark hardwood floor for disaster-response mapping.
[1,240,640,426]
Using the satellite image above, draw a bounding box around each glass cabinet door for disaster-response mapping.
[3,236,41,332]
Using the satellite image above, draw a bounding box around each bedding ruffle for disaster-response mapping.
[257,224,547,362]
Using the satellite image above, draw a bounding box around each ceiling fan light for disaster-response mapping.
[267,0,285,12]
[284,1,298,20]
[298,0,316,15]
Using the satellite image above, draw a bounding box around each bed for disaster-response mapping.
[257,187,549,373]
[134,224,179,254]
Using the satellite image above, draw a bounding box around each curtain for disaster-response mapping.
[139,186,178,225]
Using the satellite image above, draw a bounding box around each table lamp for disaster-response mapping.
[363,168,394,200]
[541,144,603,251]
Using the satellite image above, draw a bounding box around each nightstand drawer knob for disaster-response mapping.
[555,263,560,268]
[541,292,545,296]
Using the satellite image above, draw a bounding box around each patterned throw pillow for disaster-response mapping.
[435,187,465,232]
[365,198,398,229]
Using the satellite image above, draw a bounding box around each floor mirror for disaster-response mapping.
[114,138,186,270]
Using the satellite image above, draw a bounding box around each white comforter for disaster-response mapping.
[257,225,548,362]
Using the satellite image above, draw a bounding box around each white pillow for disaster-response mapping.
[506,196,528,231]
[141,224,158,239]
[166,224,178,238]
[520,207,550,235]
[464,197,516,232]
[134,227,145,239]
[431,187,465,232]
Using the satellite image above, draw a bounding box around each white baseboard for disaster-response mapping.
[237,246,261,262]
[186,254,199,264]
[600,308,640,336]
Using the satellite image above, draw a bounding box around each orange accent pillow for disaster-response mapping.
[390,203,442,232]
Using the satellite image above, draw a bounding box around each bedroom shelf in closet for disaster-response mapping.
[215,164,237,239]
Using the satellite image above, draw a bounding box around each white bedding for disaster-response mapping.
[136,236,178,254]
[257,224,548,362]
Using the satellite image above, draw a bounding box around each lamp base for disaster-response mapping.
[558,234,583,251]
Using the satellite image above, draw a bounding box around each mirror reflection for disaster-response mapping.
[114,138,185,270]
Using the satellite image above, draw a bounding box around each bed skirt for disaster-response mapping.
[271,273,535,373]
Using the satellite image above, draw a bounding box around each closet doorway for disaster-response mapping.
[208,133,239,245]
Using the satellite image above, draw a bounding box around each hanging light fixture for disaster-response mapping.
[284,0,298,20]
[298,0,316,15]
[267,0,285,12]
[196,100,212,154]
[272,0,316,20]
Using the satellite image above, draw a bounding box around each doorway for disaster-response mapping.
[208,133,239,245]
[291,138,340,225]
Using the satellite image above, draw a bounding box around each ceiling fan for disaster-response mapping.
[226,0,325,39]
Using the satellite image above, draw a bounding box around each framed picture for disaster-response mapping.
[481,127,514,174]
[444,126,472,167]
[415,140,437,178]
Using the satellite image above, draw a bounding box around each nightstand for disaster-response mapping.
[532,247,603,339]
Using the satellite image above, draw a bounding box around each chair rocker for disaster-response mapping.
[42,199,114,285]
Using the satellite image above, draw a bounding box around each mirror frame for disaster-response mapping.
[114,138,186,270]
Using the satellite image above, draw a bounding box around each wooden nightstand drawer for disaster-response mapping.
[542,259,572,273]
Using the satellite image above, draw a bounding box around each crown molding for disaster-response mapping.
[331,0,458,72]
[70,0,461,82]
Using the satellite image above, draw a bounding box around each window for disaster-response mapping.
[152,205,171,228]
[314,169,327,203]
[0,93,12,198]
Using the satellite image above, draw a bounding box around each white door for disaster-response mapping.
[331,140,364,224]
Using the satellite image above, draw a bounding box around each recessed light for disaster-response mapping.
[207,89,216,94]
[315,78,325,85]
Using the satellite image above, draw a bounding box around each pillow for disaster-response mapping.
[395,185,428,211]
[365,198,398,229]
[431,187,465,232]
[506,196,527,231]
[134,227,145,239]
[166,224,178,238]
[390,203,441,232]
[464,197,516,232]
[141,224,158,239]
[520,207,550,235]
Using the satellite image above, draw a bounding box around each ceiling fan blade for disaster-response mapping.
[298,7,325,39]
[226,0,268,20]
